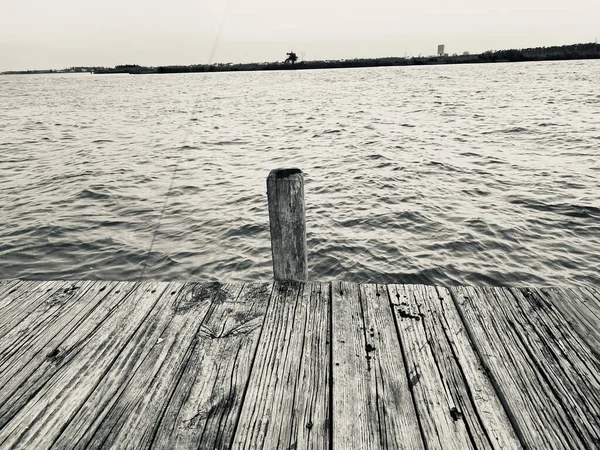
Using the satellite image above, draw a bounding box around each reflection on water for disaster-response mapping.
[1,60,599,287]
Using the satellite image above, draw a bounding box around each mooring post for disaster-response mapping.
[267,168,308,282]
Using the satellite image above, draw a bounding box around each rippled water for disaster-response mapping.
[1,60,599,286]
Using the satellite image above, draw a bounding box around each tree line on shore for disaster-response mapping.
[2,43,598,75]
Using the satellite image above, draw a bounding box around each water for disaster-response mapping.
[1,60,599,287]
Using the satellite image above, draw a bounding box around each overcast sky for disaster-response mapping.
[0,0,598,71]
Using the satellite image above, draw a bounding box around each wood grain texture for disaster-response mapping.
[234,281,329,449]
[267,168,308,282]
[0,281,138,430]
[0,280,70,340]
[0,281,175,449]
[150,282,271,450]
[576,287,600,313]
[449,286,598,449]
[541,287,600,355]
[583,286,600,306]
[390,284,521,450]
[0,281,119,410]
[392,284,475,450]
[0,279,41,311]
[508,288,600,444]
[0,280,96,360]
[0,279,19,297]
[59,282,247,450]
[331,282,424,449]
[0,280,598,449]
[49,281,205,450]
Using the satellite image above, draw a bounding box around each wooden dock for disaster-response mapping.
[0,279,598,449]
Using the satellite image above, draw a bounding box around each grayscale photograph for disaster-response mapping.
[0,0,598,447]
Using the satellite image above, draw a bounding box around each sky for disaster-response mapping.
[0,0,598,71]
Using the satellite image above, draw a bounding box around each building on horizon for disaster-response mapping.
[437,44,445,56]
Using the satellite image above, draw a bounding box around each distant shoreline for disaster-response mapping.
[2,42,598,75]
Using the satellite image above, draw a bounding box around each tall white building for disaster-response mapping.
[438,45,445,56]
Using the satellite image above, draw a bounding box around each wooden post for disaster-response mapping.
[267,168,308,282]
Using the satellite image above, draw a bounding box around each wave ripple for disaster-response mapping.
[1,60,599,287]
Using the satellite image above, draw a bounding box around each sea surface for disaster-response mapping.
[1,60,599,287]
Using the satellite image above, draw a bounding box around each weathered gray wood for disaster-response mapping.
[234,281,329,449]
[392,285,475,449]
[0,281,138,430]
[390,284,521,450]
[267,168,308,281]
[152,283,271,450]
[1,280,598,449]
[535,287,600,358]
[0,279,19,297]
[0,282,176,449]
[0,280,59,312]
[507,288,600,440]
[0,280,95,359]
[583,286,600,308]
[56,282,232,449]
[0,279,35,315]
[449,286,595,449]
[531,287,600,365]
[0,279,32,306]
[576,287,600,314]
[0,280,68,339]
[331,282,424,449]
[564,287,600,328]
[0,281,118,397]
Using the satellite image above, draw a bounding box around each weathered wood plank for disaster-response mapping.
[0,280,59,312]
[583,286,600,309]
[52,282,233,449]
[449,286,593,449]
[0,279,38,310]
[578,287,600,313]
[0,280,96,359]
[233,281,329,449]
[0,281,119,396]
[0,281,138,430]
[391,284,475,449]
[507,288,600,442]
[550,288,599,354]
[563,287,600,333]
[558,287,599,323]
[390,284,521,450]
[331,281,380,449]
[331,282,424,449]
[151,282,271,450]
[0,281,176,449]
[540,287,600,355]
[0,279,19,297]
[528,287,599,374]
[0,280,71,339]
[0,280,597,449]
[267,169,308,282]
